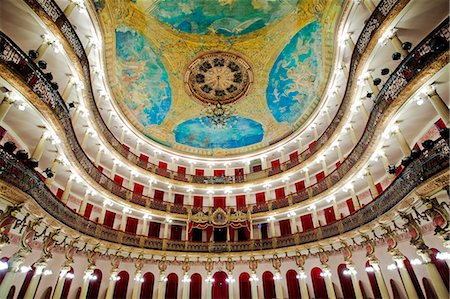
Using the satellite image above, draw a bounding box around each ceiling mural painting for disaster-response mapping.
[101,0,343,156]
[267,20,323,125]
[115,26,172,127]
[141,0,300,36]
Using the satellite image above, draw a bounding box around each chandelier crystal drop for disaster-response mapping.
[200,102,237,129]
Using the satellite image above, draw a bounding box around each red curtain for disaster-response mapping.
[148,222,161,237]
[435,118,447,129]
[260,223,268,239]
[271,159,280,170]
[212,272,229,299]
[174,194,184,205]
[262,271,276,299]
[139,154,149,162]
[336,161,341,168]
[315,171,325,183]
[239,273,251,299]
[430,248,449,290]
[214,170,225,176]
[87,269,102,299]
[56,188,63,200]
[229,227,235,241]
[206,227,213,241]
[133,183,144,195]
[122,144,130,151]
[235,168,244,176]
[125,217,138,234]
[113,175,124,186]
[103,211,116,228]
[84,203,93,219]
[375,183,383,195]
[309,141,317,150]
[170,225,182,240]
[61,267,74,299]
[423,278,438,299]
[289,151,298,161]
[195,169,204,176]
[165,273,178,299]
[279,219,292,236]
[275,187,285,199]
[323,207,336,224]
[18,267,36,299]
[365,261,381,298]
[177,166,186,175]
[255,192,265,204]
[154,190,164,201]
[236,195,246,209]
[189,273,202,299]
[214,197,226,209]
[140,272,154,299]
[158,161,168,169]
[98,165,103,173]
[113,271,129,299]
[390,279,401,299]
[252,165,262,172]
[286,269,301,299]
[300,214,313,231]
[346,199,355,214]
[311,267,327,299]
[193,196,203,207]
[338,264,355,298]
[295,181,305,193]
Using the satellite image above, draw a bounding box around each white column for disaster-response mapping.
[35,40,52,61]
[95,147,104,166]
[417,250,448,299]
[131,271,143,299]
[427,87,449,126]
[347,265,363,299]
[369,262,390,299]
[349,187,361,209]
[163,222,169,239]
[311,208,319,228]
[260,156,267,169]
[79,268,95,299]
[107,111,114,127]
[120,209,128,231]
[362,0,376,12]
[52,267,71,299]
[332,199,341,220]
[141,218,149,236]
[0,95,15,122]
[99,204,107,224]
[0,257,24,298]
[304,168,311,187]
[157,272,167,299]
[335,144,344,163]
[61,175,75,204]
[364,169,378,199]
[274,271,283,299]
[206,274,213,299]
[312,125,319,139]
[45,157,61,184]
[322,268,336,299]
[23,262,47,299]
[394,257,419,299]
[31,132,49,160]
[269,220,276,237]
[365,73,380,97]
[346,125,358,146]
[79,189,91,215]
[320,158,328,176]
[393,127,411,156]
[298,271,309,299]
[81,128,92,147]
[290,216,297,233]
[250,274,258,299]
[389,33,409,58]
[105,270,118,299]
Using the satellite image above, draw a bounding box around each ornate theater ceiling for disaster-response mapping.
[100,0,343,157]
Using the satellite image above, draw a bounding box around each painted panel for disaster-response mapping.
[147,0,299,35]
[266,21,323,125]
[115,26,172,127]
[174,116,264,149]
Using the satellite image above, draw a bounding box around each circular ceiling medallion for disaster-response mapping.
[185,52,253,105]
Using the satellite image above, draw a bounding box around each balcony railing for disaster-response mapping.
[24,0,408,185]
[0,18,448,215]
[0,136,447,252]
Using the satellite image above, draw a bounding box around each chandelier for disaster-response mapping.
[200,102,237,129]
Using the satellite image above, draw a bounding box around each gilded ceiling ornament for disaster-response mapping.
[185,51,253,105]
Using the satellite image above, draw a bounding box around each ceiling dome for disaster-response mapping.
[102,0,343,157]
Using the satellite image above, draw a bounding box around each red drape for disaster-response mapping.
[103,211,116,228]
[309,141,317,150]
[189,273,202,299]
[56,188,63,200]
[174,194,184,205]
[193,196,203,207]
[346,199,355,214]
[375,183,383,195]
[113,175,124,186]
[295,181,305,193]
[323,207,336,224]
[311,267,327,299]
[148,222,161,237]
[214,197,226,209]
[139,154,149,162]
[252,165,262,172]
[212,271,229,299]
[18,266,36,299]
[177,166,186,175]
[214,170,225,176]
[125,217,138,234]
[435,118,447,129]
[286,269,301,299]
[365,261,381,298]
[239,273,251,299]
[235,168,244,176]
[275,187,285,199]
[229,227,235,241]
[154,190,164,201]
[423,278,438,298]
[336,161,341,168]
[262,271,276,299]
[300,214,313,231]
[133,183,144,195]
[140,272,154,299]
[430,248,449,290]
[315,171,325,183]
[271,159,280,170]
[170,225,182,240]
[206,226,213,241]
[122,144,129,151]
[255,192,266,204]
[165,273,178,299]
[84,203,93,219]
[158,161,167,169]
[402,258,425,298]
[61,267,74,299]
[236,195,246,209]
[113,271,129,299]
[338,264,355,298]
[98,165,103,173]
[289,151,298,161]
[279,219,292,236]
[195,169,204,176]
[86,269,102,299]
